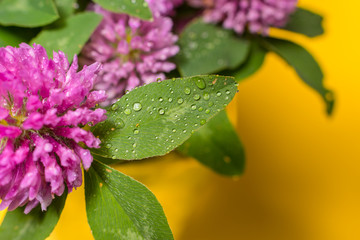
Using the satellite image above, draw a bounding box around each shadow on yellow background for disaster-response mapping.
[1,0,359,239]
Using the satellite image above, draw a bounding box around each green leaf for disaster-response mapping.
[0,0,59,27]
[0,191,67,240]
[91,75,238,160]
[54,0,75,18]
[221,41,267,82]
[175,19,250,77]
[262,38,334,115]
[31,12,102,61]
[282,8,324,38]
[179,110,245,176]
[85,160,173,240]
[0,27,40,47]
[93,0,152,20]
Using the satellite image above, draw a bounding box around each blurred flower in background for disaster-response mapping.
[80,1,180,106]
[187,0,298,34]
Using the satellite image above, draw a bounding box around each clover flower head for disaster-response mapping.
[0,43,106,213]
[188,0,298,34]
[81,2,180,106]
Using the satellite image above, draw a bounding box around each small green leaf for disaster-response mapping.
[175,19,250,76]
[282,8,324,38]
[221,41,267,82]
[0,0,59,27]
[0,191,67,240]
[93,0,152,20]
[0,27,40,47]
[54,0,75,18]
[31,12,102,61]
[179,110,245,176]
[262,38,334,115]
[91,75,238,160]
[85,160,173,240]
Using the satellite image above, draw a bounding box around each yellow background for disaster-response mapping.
[1,0,360,239]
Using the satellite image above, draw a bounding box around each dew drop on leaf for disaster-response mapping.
[158,108,165,115]
[177,98,184,104]
[184,87,191,95]
[193,94,200,101]
[203,93,210,100]
[115,118,125,129]
[124,108,131,115]
[193,77,206,90]
[133,102,142,111]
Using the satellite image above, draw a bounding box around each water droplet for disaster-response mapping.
[133,143,137,148]
[133,102,142,111]
[225,90,231,95]
[200,119,206,125]
[177,98,184,104]
[183,129,187,133]
[112,155,116,159]
[105,143,112,149]
[198,107,204,112]
[193,77,206,90]
[208,102,214,107]
[133,129,139,135]
[193,94,200,101]
[205,109,211,114]
[170,139,174,143]
[158,108,165,115]
[172,129,177,133]
[191,104,197,110]
[159,97,164,102]
[115,118,125,129]
[203,93,210,100]
[168,98,173,103]
[184,87,191,95]
[216,91,222,96]
[111,104,119,110]
[115,148,119,152]
[124,108,131,115]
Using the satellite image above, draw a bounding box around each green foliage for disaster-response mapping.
[262,37,334,115]
[54,0,75,18]
[91,75,238,160]
[0,0,59,27]
[179,110,245,176]
[85,160,173,240]
[0,27,39,47]
[175,19,250,76]
[283,8,324,38]
[93,0,152,20]
[221,41,267,82]
[31,12,102,61]
[0,191,67,240]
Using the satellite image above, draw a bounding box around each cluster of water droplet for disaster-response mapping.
[93,76,236,160]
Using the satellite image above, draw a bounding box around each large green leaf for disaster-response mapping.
[31,12,102,61]
[0,191,67,240]
[175,19,250,76]
[0,0,59,27]
[179,110,245,176]
[0,27,40,47]
[91,75,238,160]
[93,0,152,20]
[85,160,173,240]
[262,38,334,115]
[221,41,267,82]
[54,0,75,18]
[282,8,324,38]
